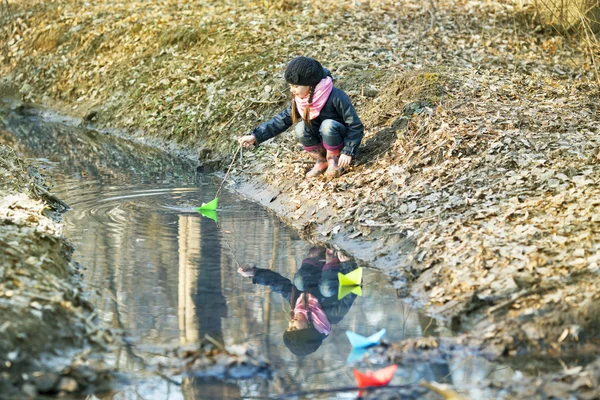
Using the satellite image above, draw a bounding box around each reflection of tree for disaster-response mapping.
[180,213,240,399]
[178,215,201,344]
[98,202,184,392]
[196,213,227,340]
[176,213,228,343]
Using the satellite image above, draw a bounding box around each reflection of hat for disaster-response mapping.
[284,56,325,87]
[283,327,326,356]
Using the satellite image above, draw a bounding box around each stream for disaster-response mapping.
[0,102,513,399]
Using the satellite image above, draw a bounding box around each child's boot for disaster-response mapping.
[325,149,343,178]
[304,144,328,179]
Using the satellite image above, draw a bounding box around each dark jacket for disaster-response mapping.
[251,268,311,304]
[250,71,364,157]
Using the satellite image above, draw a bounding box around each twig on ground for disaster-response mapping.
[33,183,71,211]
[247,97,286,104]
[422,8,436,38]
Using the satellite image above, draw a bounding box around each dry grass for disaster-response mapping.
[158,26,208,49]
[362,71,446,126]
[0,144,28,192]
[516,0,600,82]
[532,0,599,30]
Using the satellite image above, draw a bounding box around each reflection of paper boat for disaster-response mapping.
[196,197,218,211]
[197,209,218,222]
[353,364,397,395]
[338,285,362,299]
[338,267,363,299]
[339,267,362,286]
[346,347,368,364]
[346,328,386,349]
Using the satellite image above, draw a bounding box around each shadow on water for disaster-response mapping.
[0,102,514,399]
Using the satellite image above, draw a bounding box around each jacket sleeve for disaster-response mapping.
[251,103,293,145]
[252,268,292,302]
[333,91,364,157]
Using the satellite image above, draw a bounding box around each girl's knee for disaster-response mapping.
[294,121,307,141]
[295,121,321,147]
[320,119,346,138]
[320,119,345,147]
[319,119,335,135]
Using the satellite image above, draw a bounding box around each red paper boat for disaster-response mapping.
[353,364,398,392]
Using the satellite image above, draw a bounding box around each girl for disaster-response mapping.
[238,56,364,179]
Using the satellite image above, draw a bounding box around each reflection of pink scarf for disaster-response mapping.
[294,77,333,120]
[294,293,331,335]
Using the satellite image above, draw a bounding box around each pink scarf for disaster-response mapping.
[293,293,331,335]
[294,77,333,121]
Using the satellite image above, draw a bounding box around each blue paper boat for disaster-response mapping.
[346,347,369,364]
[346,328,386,349]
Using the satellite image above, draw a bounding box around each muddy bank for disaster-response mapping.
[0,143,115,397]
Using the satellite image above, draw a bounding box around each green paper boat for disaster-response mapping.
[339,268,363,286]
[196,197,218,211]
[338,267,363,300]
[197,209,218,222]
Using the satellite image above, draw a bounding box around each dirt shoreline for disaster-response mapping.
[0,141,116,398]
[2,0,600,398]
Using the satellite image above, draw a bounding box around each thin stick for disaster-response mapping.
[223,233,242,268]
[215,145,241,199]
[204,334,227,351]
[270,383,415,399]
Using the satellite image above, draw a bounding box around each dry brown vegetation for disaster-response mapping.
[1,0,600,398]
[527,0,599,32]
[1,0,596,153]
[516,0,600,84]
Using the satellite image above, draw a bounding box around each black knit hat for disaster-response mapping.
[284,56,324,87]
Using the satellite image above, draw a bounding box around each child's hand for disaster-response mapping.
[338,154,352,168]
[238,135,257,149]
[237,266,255,277]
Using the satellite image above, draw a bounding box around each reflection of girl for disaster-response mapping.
[238,247,358,356]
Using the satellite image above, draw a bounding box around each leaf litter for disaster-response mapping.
[1,0,600,398]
